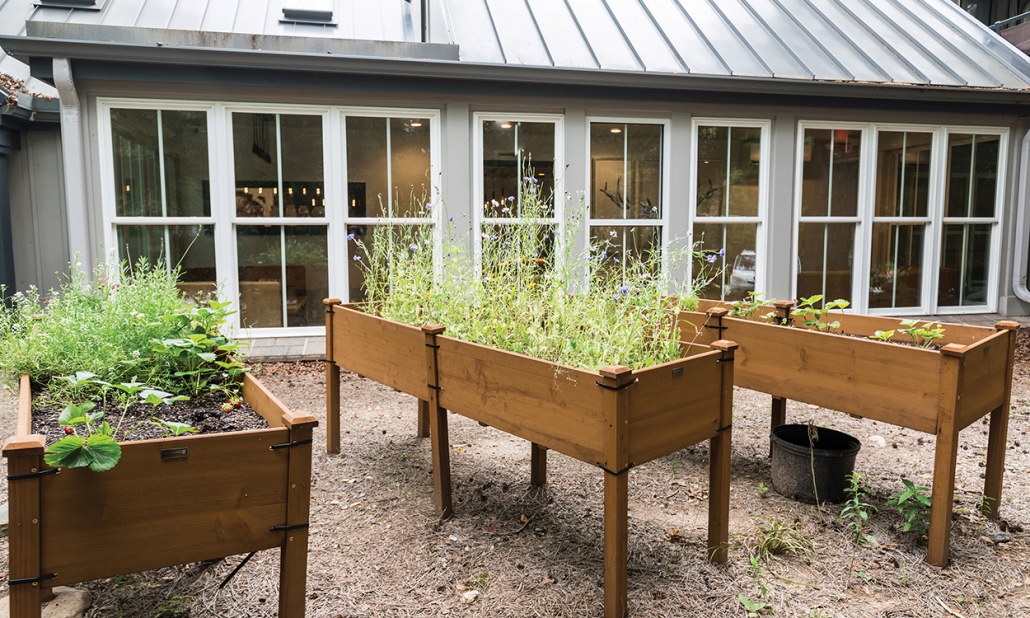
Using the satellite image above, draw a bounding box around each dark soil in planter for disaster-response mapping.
[30,390,269,446]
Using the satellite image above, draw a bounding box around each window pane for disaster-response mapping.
[236,226,283,328]
[233,113,280,217]
[590,123,662,220]
[280,115,325,218]
[112,109,161,217]
[800,128,861,217]
[284,226,328,326]
[161,111,210,217]
[869,223,925,309]
[875,132,932,218]
[483,121,555,217]
[693,223,757,301]
[589,225,661,274]
[116,225,216,300]
[391,118,432,217]
[346,117,389,218]
[797,222,855,303]
[938,224,991,307]
[946,134,999,219]
[696,126,761,218]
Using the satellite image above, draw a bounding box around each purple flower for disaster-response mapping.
[718,248,726,257]
[619,285,629,295]
[507,196,515,202]
[424,202,433,211]
[490,234,498,241]
[347,233,356,241]
[409,244,418,251]
[524,176,538,184]
[613,257,620,264]
[353,254,362,262]
[449,217,454,222]
[706,254,718,264]
[601,251,607,260]
[612,294,621,302]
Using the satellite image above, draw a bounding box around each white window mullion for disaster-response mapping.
[214,104,239,333]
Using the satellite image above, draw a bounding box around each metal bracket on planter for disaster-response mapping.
[716,357,735,363]
[716,424,733,433]
[219,551,256,589]
[425,342,440,349]
[703,323,728,331]
[269,438,314,451]
[9,573,57,586]
[596,462,634,476]
[271,523,310,532]
[594,379,637,392]
[7,468,59,481]
[426,383,441,391]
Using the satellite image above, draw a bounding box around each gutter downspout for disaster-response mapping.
[52,58,92,271]
[1012,126,1030,305]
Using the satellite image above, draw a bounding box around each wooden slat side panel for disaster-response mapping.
[331,308,427,398]
[40,429,290,586]
[956,330,1010,430]
[723,320,941,433]
[628,354,721,465]
[435,337,605,465]
[242,373,287,428]
[694,299,991,345]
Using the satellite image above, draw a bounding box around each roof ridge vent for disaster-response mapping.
[282,0,335,24]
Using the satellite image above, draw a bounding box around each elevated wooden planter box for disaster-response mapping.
[680,299,1019,566]
[323,300,736,618]
[2,373,317,618]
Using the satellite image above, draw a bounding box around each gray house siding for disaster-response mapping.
[8,130,70,295]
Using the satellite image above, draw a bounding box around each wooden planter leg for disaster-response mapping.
[928,345,964,567]
[423,326,452,520]
[530,443,547,486]
[418,399,431,438]
[3,434,46,618]
[770,396,787,458]
[324,298,341,455]
[279,413,318,617]
[709,341,737,564]
[599,365,633,618]
[984,321,1019,519]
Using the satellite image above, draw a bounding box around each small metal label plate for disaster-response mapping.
[161,447,188,460]
[672,367,684,377]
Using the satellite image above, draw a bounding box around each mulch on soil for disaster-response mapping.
[31,390,268,446]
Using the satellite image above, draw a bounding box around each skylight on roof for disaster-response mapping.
[282,0,333,23]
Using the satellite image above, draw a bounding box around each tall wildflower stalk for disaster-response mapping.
[357,178,721,372]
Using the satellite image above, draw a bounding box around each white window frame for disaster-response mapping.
[688,117,771,299]
[472,112,565,269]
[792,120,1007,315]
[585,116,671,276]
[99,98,442,340]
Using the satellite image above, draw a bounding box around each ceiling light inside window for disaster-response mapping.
[410,121,423,128]
[610,127,622,134]
[500,122,513,129]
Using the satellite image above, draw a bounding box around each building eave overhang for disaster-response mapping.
[4,33,1030,108]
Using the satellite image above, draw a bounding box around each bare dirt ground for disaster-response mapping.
[0,332,1029,617]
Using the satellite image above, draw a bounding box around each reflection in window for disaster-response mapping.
[346,117,431,218]
[590,123,662,220]
[696,126,760,218]
[236,226,328,328]
[117,225,216,300]
[796,128,861,304]
[694,223,758,301]
[112,108,210,218]
[869,224,925,309]
[482,120,555,217]
[875,132,932,218]
[232,113,324,218]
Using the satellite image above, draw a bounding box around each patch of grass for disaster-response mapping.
[745,517,814,562]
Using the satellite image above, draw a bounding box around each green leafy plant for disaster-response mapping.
[869,330,895,342]
[793,295,850,332]
[152,594,194,618]
[728,292,775,320]
[44,399,120,472]
[357,176,721,372]
[888,478,932,535]
[151,300,245,397]
[746,517,814,562]
[898,320,945,349]
[839,472,877,544]
[757,482,770,499]
[739,594,773,617]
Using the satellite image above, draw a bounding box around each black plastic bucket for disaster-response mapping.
[770,424,861,504]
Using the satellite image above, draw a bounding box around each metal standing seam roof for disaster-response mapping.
[1,0,1030,101]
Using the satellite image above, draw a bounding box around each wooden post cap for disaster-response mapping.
[996,320,1021,331]
[2,434,45,457]
[706,307,729,318]
[773,300,795,309]
[422,324,446,335]
[323,298,341,306]
[711,340,738,353]
[599,365,633,381]
[940,343,966,357]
